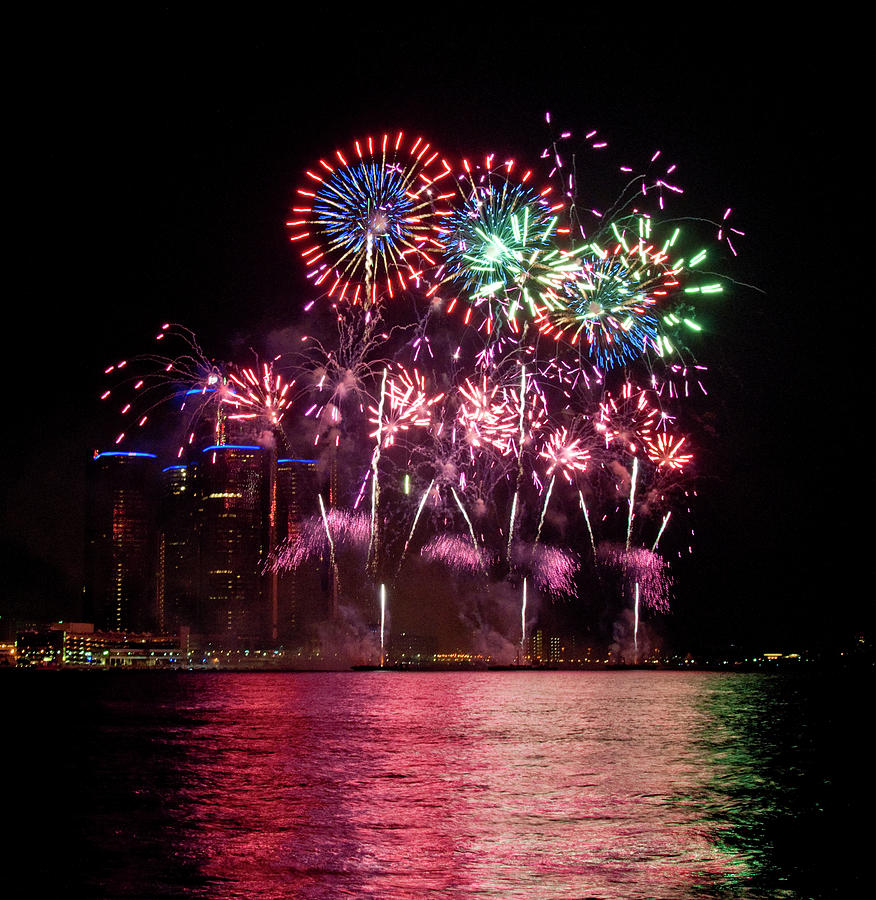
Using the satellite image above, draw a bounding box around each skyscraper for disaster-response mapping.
[85,451,159,632]
[275,456,319,641]
[197,443,269,646]
[157,463,200,635]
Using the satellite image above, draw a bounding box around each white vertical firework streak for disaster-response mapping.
[534,475,555,545]
[379,582,386,667]
[651,511,671,552]
[398,478,436,573]
[368,368,388,578]
[520,577,528,658]
[451,487,482,570]
[506,364,528,562]
[578,489,597,559]
[506,490,519,563]
[626,456,638,551]
[634,581,640,659]
[319,494,339,619]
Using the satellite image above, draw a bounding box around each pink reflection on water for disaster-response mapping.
[173,672,748,898]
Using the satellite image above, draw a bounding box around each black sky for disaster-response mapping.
[3,15,862,650]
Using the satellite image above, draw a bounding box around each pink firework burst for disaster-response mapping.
[597,544,672,612]
[369,366,444,448]
[226,361,294,427]
[457,375,517,453]
[421,533,487,575]
[645,432,693,471]
[594,381,659,455]
[539,426,591,482]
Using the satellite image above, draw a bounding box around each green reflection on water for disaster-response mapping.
[693,671,864,898]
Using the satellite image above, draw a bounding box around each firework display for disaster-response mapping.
[99,116,744,664]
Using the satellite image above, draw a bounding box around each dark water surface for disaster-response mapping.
[6,670,865,898]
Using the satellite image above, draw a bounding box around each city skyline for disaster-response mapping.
[85,437,319,644]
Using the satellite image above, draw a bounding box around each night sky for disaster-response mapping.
[3,15,861,652]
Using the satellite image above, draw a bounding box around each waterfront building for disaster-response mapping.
[63,628,185,667]
[85,451,159,633]
[15,626,64,666]
[157,463,200,635]
[15,622,185,667]
[86,434,323,650]
[197,443,269,645]
[275,457,319,642]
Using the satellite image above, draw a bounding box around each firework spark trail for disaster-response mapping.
[408,397,513,539]
[516,364,527,447]
[626,457,639,551]
[451,486,483,570]
[298,303,398,454]
[101,323,243,455]
[364,230,375,299]
[368,368,387,578]
[578,490,598,559]
[534,475,555,544]
[634,581,640,659]
[319,494,340,617]
[652,511,672,552]
[507,364,528,559]
[398,477,436,572]
[272,505,374,620]
[272,507,369,570]
[367,366,444,577]
[520,577,528,659]
[379,583,387,667]
[510,542,578,599]
[506,490,519,562]
[354,463,372,511]
[652,363,709,403]
[531,544,578,597]
[446,365,533,565]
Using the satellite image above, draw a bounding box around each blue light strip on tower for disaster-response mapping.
[94,451,158,460]
[201,444,263,453]
[278,458,318,464]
